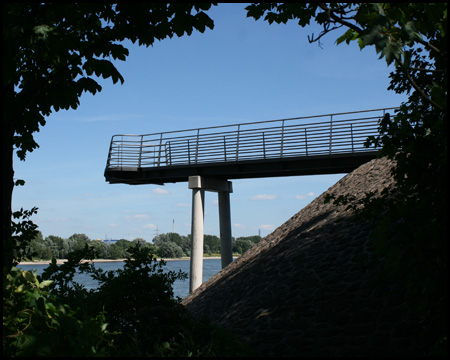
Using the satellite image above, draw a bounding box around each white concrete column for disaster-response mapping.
[218,191,233,269]
[188,175,233,293]
[189,187,205,293]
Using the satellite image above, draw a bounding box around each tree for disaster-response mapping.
[204,234,220,254]
[157,241,184,259]
[235,235,261,244]
[3,3,215,272]
[232,239,254,255]
[25,230,48,260]
[68,233,91,252]
[246,3,447,355]
[44,235,66,259]
[168,232,191,254]
[152,233,173,247]
[90,240,111,259]
[153,233,191,257]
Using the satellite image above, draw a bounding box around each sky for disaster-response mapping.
[12,3,406,242]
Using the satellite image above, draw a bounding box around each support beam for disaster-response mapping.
[188,176,232,193]
[218,191,233,268]
[188,176,233,293]
[189,187,205,293]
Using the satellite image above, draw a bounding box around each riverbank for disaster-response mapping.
[18,256,227,266]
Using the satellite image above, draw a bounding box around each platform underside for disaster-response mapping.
[105,152,378,185]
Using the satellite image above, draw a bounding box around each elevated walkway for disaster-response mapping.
[104,107,397,292]
[104,108,395,185]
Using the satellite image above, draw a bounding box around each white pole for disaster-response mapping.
[189,188,205,293]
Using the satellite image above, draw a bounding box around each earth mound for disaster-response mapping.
[182,157,427,356]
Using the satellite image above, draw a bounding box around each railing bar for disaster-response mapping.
[114,107,397,139]
[107,108,391,169]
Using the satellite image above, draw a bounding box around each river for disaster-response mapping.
[18,258,223,299]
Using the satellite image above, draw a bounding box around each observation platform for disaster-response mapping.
[104,108,395,185]
[104,107,397,293]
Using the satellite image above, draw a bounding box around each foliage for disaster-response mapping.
[233,236,261,254]
[3,267,113,357]
[22,232,154,260]
[247,3,447,355]
[153,232,191,257]
[153,233,261,258]
[3,2,216,273]
[4,2,215,160]
[4,245,251,356]
[19,231,262,263]
[157,241,184,258]
[2,4,253,356]
[9,207,39,267]
[36,245,251,356]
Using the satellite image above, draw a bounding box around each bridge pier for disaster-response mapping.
[188,176,233,293]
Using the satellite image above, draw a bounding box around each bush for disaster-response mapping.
[3,267,113,357]
[35,244,252,356]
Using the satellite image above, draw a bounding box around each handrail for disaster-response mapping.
[105,107,397,170]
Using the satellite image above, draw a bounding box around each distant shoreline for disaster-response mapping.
[18,256,224,266]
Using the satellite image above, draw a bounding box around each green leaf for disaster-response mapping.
[83,59,124,84]
[76,77,102,95]
[33,24,53,38]
[39,280,53,289]
[380,41,402,65]
[22,271,36,284]
[108,43,129,61]
[336,29,358,46]
[403,21,422,43]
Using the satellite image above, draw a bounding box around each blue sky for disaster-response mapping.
[12,3,406,241]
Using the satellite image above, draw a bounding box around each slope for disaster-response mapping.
[182,157,427,356]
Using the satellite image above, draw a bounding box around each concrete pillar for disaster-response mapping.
[188,176,233,293]
[218,191,233,269]
[189,187,204,293]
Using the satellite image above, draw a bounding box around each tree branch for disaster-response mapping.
[396,57,445,111]
[307,24,344,44]
[317,3,364,34]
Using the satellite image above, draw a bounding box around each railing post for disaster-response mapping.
[329,115,333,154]
[235,124,240,161]
[138,135,143,168]
[223,136,227,161]
[263,132,266,159]
[350,124,354,153]
[157,133,163,166]
[106,138,113,168]
[120,135,123,168]
[166,142,172,165]
[195,129,200,164]
[304,128,308,156]
[187,139,191,165]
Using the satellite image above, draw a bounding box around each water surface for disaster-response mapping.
[18,258,222,299]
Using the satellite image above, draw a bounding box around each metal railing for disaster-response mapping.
[105,108,397,170]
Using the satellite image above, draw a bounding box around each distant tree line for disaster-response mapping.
[23,231,261,260]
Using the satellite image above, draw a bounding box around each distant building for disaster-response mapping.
[103,239,119,245]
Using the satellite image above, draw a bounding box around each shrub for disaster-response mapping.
[36,244,252,356]
[3,267,113,357]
